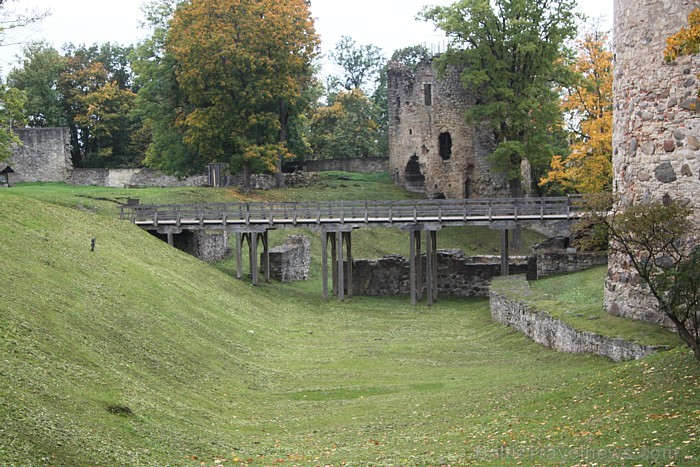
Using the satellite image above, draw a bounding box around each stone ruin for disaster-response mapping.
[607,0,700,325]
[533,237,607,279]
[264,235,311,283]
[6,128,72,183]
[387,59,510,199]
[352,251,533,298]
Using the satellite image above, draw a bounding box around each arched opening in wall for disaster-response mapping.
[439,132,452,160]
[404,154,426,193]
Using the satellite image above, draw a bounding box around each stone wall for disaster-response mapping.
[526,219,574,239]
[608,0,700,324]
[490,276,663,362]
[68,168,208,188]
[352,250,533,298]
[9,128,72,183]
[533,237,607,279]
[212,170,319,190]
[153,230,230,263]
[300,158,388,174]
[387,59,509,199]
[264,235,311,282]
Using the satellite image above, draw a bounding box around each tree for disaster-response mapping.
[58,44,140,168]
[328,36,385,93]
[390,45,431,73]
[665,8,700,62]
[581,193,700,361]
[540,27,613,194]
[0,0,47,162]
[309,89,382,160]
[133,0,194,176]
[0,80,26,162]
[167,0,319,188]
[319,37,390,161]
[7,41,66,127]
[0,1,48,47]
[422,0,578,197]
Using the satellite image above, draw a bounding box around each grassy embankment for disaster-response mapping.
[1,174,698,465]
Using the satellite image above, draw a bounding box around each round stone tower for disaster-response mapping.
[607,0,700,324]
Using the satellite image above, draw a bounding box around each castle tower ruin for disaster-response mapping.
[607,0,700,324]
[387,59,509,199]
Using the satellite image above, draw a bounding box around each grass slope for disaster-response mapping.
[1,187,699,465]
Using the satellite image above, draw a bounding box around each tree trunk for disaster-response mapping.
[275,99,288,188]
[243,160,252,194]
[667,312,700,361]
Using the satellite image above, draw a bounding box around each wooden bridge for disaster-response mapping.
[120,196,584,305]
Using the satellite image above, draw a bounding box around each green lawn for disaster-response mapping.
[1,182,699,465]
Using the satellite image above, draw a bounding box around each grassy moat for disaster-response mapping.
[1,174,698,465]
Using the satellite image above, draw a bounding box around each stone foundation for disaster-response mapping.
[207,164,319,190]
[352,250,533,298]
[490,275,664,362]
[265,235,311,282]
[533,237,607,279]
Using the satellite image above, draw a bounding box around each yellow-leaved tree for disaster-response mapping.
[167,0,319,189]
[540,28,613,194]
[665,8,700,62]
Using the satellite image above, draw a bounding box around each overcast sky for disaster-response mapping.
[0,0,614,74]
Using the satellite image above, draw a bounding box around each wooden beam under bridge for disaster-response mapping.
[232,227,270,286]
[404,225,440,306]
[321,227,355,301]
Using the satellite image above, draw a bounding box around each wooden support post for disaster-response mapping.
[250,232,259,286]
[322,231,329,301]
[431,230,438,302]
[426,229,434,307]
[330,233,338,296]
[501,229,510,276]
[344,231,353,298]
[416,230,423,301]
[236,232,243,279]
[336,230,345,301]
[409,230,417,306]
[167,232,174,247]
[262,230,270,283]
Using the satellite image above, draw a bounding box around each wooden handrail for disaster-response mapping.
[122,196,585,228]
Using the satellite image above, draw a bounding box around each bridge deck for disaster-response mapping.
[120,196,584,230]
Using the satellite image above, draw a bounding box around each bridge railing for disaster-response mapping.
[120,195,584,227]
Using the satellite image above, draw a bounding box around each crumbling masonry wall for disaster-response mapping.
[608,0,700,324]
[387,59,509,199]
[9,128,72,183]
[352,251,533,298]
[264,235,311,282]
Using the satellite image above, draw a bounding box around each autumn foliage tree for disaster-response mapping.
[57,44,139,167]
[540,28,613,194]
[8,42,141,168]
[665,8,700,62]
[167,0,319,188]
[309,89,382,160]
